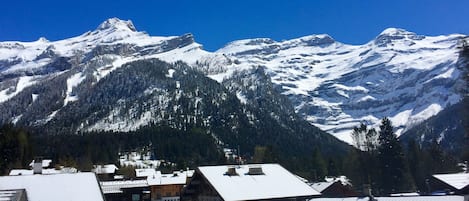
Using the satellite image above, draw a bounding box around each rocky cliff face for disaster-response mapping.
[213,28,466,143]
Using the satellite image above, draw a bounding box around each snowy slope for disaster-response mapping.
[0,18,220,129]
[0,18,466,145]
[0,17,212,101]
[215,28,466,143]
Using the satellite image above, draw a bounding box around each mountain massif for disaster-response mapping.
[0,18,467,154]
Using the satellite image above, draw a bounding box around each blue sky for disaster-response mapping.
[1,0,467,51]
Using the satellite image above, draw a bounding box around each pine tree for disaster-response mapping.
[0,124,32,175]
[327,158,339,177]
[406,139,426,193]
[377,117,414,195]
[252,146,279,163]
[310,148,327,181]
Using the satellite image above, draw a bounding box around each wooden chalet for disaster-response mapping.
[181,164,320,201]
[431,173,469,195]
[0,172,104,201]
[311,179,358,197]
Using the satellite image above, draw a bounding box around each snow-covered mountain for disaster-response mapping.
[0,18,208,128]
[212,28,466,143]
[0,18,466,145]
[0,18,348,156]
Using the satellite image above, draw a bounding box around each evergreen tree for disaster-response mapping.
[0,123,32,175]
[327,158,339,177]
[310,148,327,181]
[377,117,414,194]
[343,147,372,195]
[0,124,32,175]
[426,139,460,174]
[252,145,279,163]
[406,139,427,193]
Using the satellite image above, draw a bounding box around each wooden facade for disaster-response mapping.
[318,181,358,197]
[151,184,185,201]
[104,187,151,201]
[181,171,221,201]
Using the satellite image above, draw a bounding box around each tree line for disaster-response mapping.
[0,123,226,175]
[339,117,460,196]
[0,117,464,196]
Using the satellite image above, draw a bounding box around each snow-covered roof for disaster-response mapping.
[92,164,118,174]
[433,173,469,190]
[9,167,77,176]
[9,168,59,176]
[0,172,104,201]
[197,164,320,201]
[310,195,465,201]
[135,168,156,178]
[311,176,352,192]
[29,159,52,168]
[146,171,189,186]
[100,180,148,194]
[311,181,335,192]
[118,152,162,169]
[389,192,420,196]
[325,175,352,186]
[184,170,195,178]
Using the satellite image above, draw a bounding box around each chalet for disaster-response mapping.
[147,170,194,201]
[10,159,77,176]
[100,179,150,201]
[100,169,193,201]
[9,168,78,176]
[92,164,119,181]
[119,151,162,169]
[311,176,358,197]
[181,164,320,201]
[0,172,104,201]
[431,173,469,195]
[136,168,157,178]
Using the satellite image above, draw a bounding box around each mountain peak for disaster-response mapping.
[96,17,137,32]
[37,37,49,43]
[375,28,423,46]
[296,34,335,46]
[378,28,415,36]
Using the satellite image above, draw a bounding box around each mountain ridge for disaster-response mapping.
[0,18,466,146]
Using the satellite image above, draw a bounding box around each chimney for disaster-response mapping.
[248,166,264,175]
[33,157,43,174]
[226,166,237,176]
